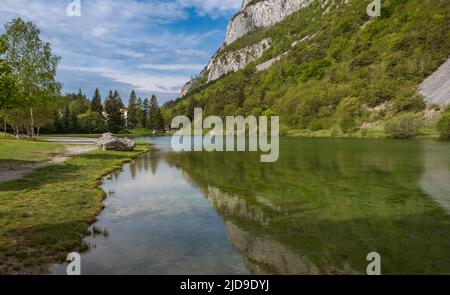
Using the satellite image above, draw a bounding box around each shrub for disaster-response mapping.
[437,113,450,140]
[392,95,426,112]
[384,113,422,139]
[340,113,357,134]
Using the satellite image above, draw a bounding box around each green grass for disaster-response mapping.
[0,141,149,273]
[40,129,164,138]
[0,139,64,171]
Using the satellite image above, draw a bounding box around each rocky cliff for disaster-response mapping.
[225,0,315,45]
[181,0,318,96]
[206,38,271,83]
[419,58,450,106]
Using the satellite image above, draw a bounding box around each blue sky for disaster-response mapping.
[0,0,242,103]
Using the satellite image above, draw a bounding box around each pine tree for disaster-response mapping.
[136,97,144,128]
[104,90,125,133]
[127,90,138,128]
[91,88,103,114]
[148,94,164,131]
[142,97,150,129]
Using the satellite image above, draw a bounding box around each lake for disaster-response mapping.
[51,137,450,274]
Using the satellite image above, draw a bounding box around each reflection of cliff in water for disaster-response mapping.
[420,141,450,214]
[205,185,360,274]
[165,138,450,274]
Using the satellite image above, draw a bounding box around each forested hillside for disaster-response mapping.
[163,0,450,138]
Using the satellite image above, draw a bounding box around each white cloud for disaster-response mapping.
[60,65,188,94]
[0,0,241,100]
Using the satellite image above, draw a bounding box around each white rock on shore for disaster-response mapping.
[96,133,136,151]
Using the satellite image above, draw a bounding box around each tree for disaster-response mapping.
[104,90,125,133]
[127,90,138,128]
[91,88,103,114]
[384,113,422,139]
[148,94,164,131]
[136,97,144,128]
[3,18,61,137]
[0,34,18,135]
[142,97,150,128]
[437,112,450,140]
[78,110,106,134]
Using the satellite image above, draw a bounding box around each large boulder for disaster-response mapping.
[96,133,136,151]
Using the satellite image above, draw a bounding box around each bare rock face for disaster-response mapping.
[180,80,193,97]
[96,133,136,151]
[179,0,325,96]
[225,0,315,45]
[419,58,450,106]
[206,38,271,82]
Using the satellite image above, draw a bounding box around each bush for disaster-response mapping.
[392,95,426,112]
[340,113,357,134]
[437,113,450,140]
[384,113,422,139]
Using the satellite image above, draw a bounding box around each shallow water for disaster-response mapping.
[51,137,450,275]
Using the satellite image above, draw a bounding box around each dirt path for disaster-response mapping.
[0,145,97,183]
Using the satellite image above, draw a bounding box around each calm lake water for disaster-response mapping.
[51,137,450,275]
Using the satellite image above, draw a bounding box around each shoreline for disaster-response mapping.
[0,140,151,274]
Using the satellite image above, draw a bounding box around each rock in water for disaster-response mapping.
[96,133,136,151]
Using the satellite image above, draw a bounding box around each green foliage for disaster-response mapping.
[164,0,450,135]
[90,88,103,114]
[148,95,164,131]
[127,90,138,128]
[0,35,17,110]
[392,94,426,113]
[437,112,450,140]
[384,112,422,139]
[77,110,106,134]
[2,18,61,136]
[104,90,125,134]
[340,113,357,134]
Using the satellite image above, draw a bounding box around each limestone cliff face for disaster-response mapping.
[225,0,315,45]
[206,38,271,83]
[181,0,317,96]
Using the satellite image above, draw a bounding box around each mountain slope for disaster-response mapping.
[165,0,450,136]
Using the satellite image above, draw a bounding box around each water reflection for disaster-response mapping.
[51,137,450,275]
[420,140,450,213]
[166,138,450,274]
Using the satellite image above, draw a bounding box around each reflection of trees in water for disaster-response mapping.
[165,139,450,274]
[129,151,161,179]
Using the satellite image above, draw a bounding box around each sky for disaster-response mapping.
[0,0,242,104]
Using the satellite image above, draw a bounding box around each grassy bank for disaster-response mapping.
[0,140,65,171]
[0,140,149,274]
[284,127,440,139]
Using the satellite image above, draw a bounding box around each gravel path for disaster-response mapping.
[0,145,97,183]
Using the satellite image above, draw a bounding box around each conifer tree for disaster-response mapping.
[127,90,138,128]
[104,90,125,133]
[91,88,103,114]
[148,94,164,131]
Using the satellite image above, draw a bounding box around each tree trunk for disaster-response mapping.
[37,127,40,137]
[30,107,35,138]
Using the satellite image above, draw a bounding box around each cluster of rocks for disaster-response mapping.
[95,133,136,151]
